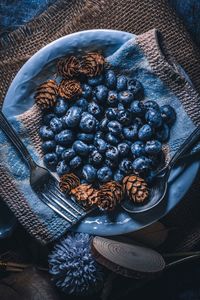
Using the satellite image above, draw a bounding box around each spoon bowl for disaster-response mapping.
[121,172,168,213]
[121,127,200,214]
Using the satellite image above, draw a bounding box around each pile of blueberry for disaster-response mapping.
[39,69,176,186]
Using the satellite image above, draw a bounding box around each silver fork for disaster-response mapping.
[0,110,89,226]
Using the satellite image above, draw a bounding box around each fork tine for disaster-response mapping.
[40,194,74,223]
[52,184,85,215]
[47,190,79,219]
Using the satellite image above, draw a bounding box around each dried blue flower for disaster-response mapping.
[48,232,104,296]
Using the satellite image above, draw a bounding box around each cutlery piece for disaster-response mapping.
[0,111,91,226]
[121,127,200,213]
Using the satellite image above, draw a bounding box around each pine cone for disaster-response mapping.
[97,181,123,211]
[58,79,82,99]
[71,184,98,208]
[123,175,149,204]
[59,173,80,193]
[80,52,105,77]
[35,79,58,110]
[57,56,80,78]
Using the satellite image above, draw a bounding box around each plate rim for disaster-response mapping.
[2,28,200,236]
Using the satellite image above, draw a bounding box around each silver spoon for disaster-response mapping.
[121,127,200,213]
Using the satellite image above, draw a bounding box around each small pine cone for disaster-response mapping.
[35,79,58,110]
[59,173,80,193]
[71,184,98,208]
[80,52,105,77]
[58,79,82,99]
[57,56,80,78]
[97,181,123,211]
[123,175,149,204]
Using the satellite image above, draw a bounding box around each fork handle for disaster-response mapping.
[0,111,37,169]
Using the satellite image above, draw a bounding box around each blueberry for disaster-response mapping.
[106,108,118,120]
[130,100,145,116]
[88,145,97,153]
[62,148,76,161]
[107,91,118,106]
[88,75,103,86]
[106,133,120,145]
[118,143,130,157]
[105,70,117,89]
[94,85,108,104]
[69,156,82,169]
[116,75,127,91]
[82,164,97,183]
[99,118,109,132]
[80,113,96,133]
[105,158,118,169]
[94,138,107,154]
[73,140,89,156]
[145,140,162,155]
[118,91,134,106]
[132,156,151,174]
[43,113,55,125]
[81,84,92,98]
[97,167,113,183]
[117,109,132,125]
[55,129,74,146]
[131,141,145,157]
[44,153,58,169]
[56,160,70,176]
[41,140,56,153]
[50,117,63,133]
[80,179,88,184]
[64,106,82,128]
[138,124,153,141]
[39,126,54,140]
[88,102,102,118]
[156,123,170,142]
[55,145,66,158]
[60,116,68,129]
[95,120,100,131]
[119,159,133,174]
[54,98,68,116]
[77,133,94,143]
[145,108,162,128]
[149,152,165,170]
[118,103,125,111]
[114,169,124,182]
[95,131,104,140]
[89,150,103,166]
[127,79,144,99]
[144,100,159,111]
[108,121,122,136]
[124,140,132,146]
[76,98,89,110]
[123,124,138,141]
[106,145,119,161]
[160,105,176,125]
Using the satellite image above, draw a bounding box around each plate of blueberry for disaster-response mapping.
[2,29,199,236]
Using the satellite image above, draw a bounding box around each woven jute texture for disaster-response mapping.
[0,0,200,249]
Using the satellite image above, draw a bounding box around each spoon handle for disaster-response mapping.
[155,127,200,177]
[168,126,200,169]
